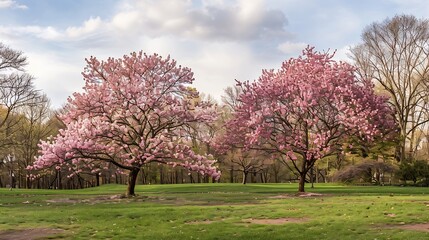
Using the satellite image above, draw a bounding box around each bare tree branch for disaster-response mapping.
[350,15,429,162]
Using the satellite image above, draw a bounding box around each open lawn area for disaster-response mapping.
[1,183,429,239]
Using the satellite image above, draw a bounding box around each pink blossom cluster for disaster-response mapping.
[219,46,395,162]
[30,52,220,180]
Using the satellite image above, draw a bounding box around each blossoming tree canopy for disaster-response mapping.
[30,52,220,196]
[225,46,395,192]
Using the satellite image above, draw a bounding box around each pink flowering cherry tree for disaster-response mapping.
[30,52,220,196]
[222,47,395,192]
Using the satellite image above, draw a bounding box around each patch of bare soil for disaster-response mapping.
[0,228,64,240]
[45,198,80,204]
[390,222,429,232]
[242,217,309,225]
[45,195,150,205]
[269,195,293,199]
[295,192,324,197]
[186,219,219,225]
[270,192,325,199]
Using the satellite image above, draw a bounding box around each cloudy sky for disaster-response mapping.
[1,0,429,108]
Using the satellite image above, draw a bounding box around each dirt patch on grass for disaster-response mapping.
[46,198,80,204]
[269,195,293,199]
[242,217,309,225]
[295,192,324,197]
[270,192,326,199]
[388,222,429,232]
[186,219,219,225]
[0,228,64,240]
[45,195,151,205]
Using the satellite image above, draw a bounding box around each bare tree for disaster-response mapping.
[18,94,57,188]
[0,43,42,188]
[0,43,39,129]
[225,148,270,184]
[0,43,27,71]
[350,15,429,162]
[221,85,242,111]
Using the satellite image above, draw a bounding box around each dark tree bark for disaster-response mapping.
[242,171,249,184]
[126,168,140,196]
[95,173,100,187]
[298,173,306,192]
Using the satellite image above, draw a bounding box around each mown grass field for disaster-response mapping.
[1,183,429,239]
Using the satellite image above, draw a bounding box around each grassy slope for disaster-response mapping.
[1,183,429,239]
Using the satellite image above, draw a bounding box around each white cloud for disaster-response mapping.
[277,41,307,55]
[109,0,288,41]
[183,42,261,101]
[29,26,62,40]
[14,2,25,9]
[0,0,27,9]
[332,45,353,63]
[111,11,141,31]
[25,51,84,109]
[66,17,103,38]
[1,0,289,44]
[0,18,104,44]
[0,0,13,8]
[0,25,62,40]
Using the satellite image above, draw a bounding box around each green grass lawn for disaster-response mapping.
[1,183,429,239]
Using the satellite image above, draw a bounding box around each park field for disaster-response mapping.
[1,183,429,239]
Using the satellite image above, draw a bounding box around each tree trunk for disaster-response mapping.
[299,156,308,192]
[96,173,100,186]
[299,158,316,192]
[409,126,415,161]
[375,168,380,184]
[298,172,306,192]
[78,175,84,189]
[57,170,62,189]
[26,175,31,189]
[316,166,319,183]
[250,171,256,183]
[242,171,248,184]
[9,170,14,189]
[396,136,407,162]
[140,169,146,184]
[127,168,140,197]
[274,170,279,183]
[159,166,164,184]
